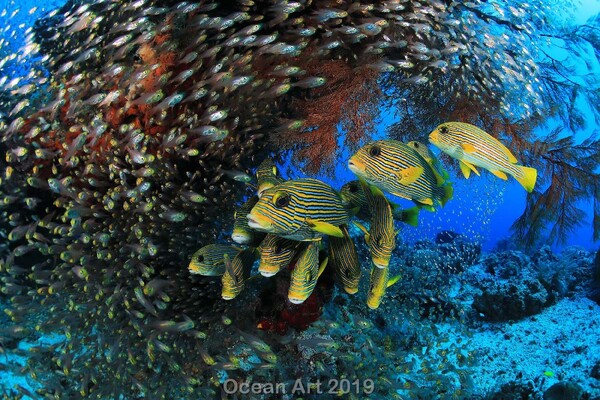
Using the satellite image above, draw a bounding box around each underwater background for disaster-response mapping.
[1,0,600,399]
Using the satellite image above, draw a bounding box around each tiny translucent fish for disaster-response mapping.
[293,77,326,88]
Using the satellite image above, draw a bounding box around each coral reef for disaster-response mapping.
[467,247,595,322]
[543,381,586,400]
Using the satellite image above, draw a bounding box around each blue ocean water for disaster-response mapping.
[0,1,599,399]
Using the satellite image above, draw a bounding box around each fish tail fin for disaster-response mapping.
[514,166,537,193]
[394,206,419,227]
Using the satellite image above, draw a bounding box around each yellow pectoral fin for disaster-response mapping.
[460,160,480,178]
[460,143,477,153]
[317,257,328,278]
[489,169,508,180]
[395,166,423,185]
[387,274,401,287]
[459,162,471,179]
[419,198,433,206]
[307,218,344,238]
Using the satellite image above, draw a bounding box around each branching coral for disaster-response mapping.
[270,59,380,174]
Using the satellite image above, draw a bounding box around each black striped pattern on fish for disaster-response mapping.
[248,178,349,241]
[367,262,390,310]
[232,196,263,245]
[349,140,450,206]
[288,241,319,304]
[188,244,241,276]
[361,180,395,268]
[256,157,284,196]
[328,225,361,294]
[221,248,258,300]
[430,122,522,177]
[258,234,300,276]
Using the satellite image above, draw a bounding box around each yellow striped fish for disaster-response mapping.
[406,141,450,184]
[367,264,400,310]
[188,244,241,276]
[353,179,396,269]
[428,122,537,192]
[247,178,349,241]
[339,180,420,226]
[258,234,301,277]
[256,157,284,198]
[328,225,361,294]
[232,196,265,245]
[348,140,453,209]
[221,248,259,300]
[288,241,327,304]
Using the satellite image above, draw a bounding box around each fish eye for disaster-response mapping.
[439,126,448,134]
[197,255,204,262]
[275,244,283,254]
[369,145,381,157]
[274,192,290,208]
[413,142,419,148]
[348,182,358,193]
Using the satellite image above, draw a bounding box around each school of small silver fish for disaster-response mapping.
[0,0,549,398]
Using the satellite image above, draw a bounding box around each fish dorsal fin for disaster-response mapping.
[387,274,401,287]
[489,170,508,180]
[318,257,328,278]
[394,166,423,185]
[306,218,344,238]
[460,143,477,154]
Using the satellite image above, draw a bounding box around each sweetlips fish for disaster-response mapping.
[348,140,453,210]
[188,244,242,276]
[353,179,397,269]
[232,196,265,245]
[339,180,419,226]
[367,263,400,309]
[221,248,259,300]
[247,178,348,241]
[428,122,537,192]
[328,225,361,294]
[406,141,450,184]
[258,233,301,277]
[255,157,284,197]
[288,241,328,304]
